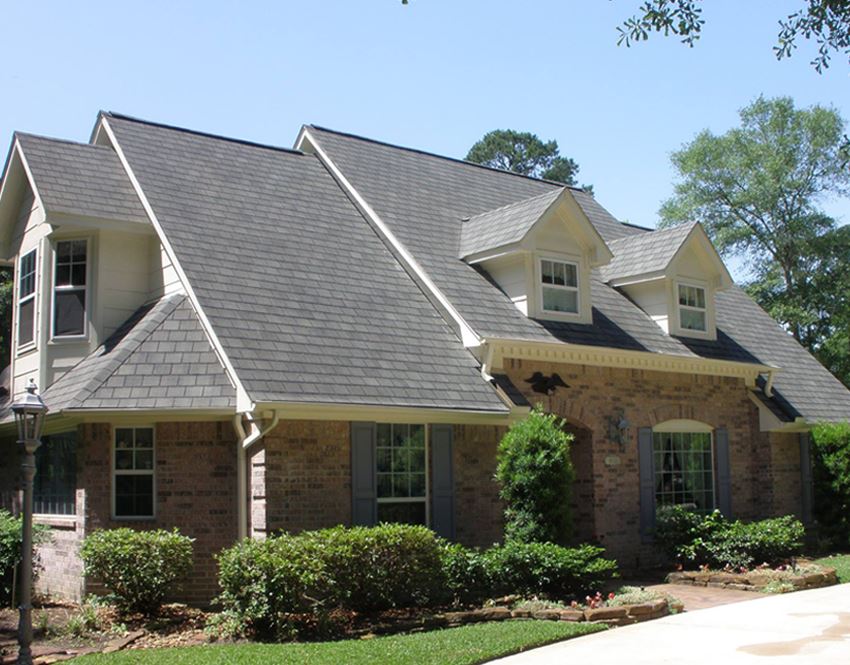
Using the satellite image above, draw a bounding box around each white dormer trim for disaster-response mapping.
[671,278,716,341]
[531,251,591,324]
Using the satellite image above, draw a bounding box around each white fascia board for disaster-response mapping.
[462,242,524,265]
[9,141,47,219]
[606,270,667,287]
[297,128,481,348]
[99,117,254,413]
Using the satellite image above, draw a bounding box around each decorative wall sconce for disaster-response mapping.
[607,410,630,450]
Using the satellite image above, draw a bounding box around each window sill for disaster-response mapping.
[33,515,77,529]
[48,335,90,346]
[15,343,37,357]
[110,515,156,522]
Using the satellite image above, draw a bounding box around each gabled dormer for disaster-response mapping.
[600,222,733,341]
[459,188,613,325]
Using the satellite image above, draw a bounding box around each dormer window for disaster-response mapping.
[678,283,707,332]
[17,249,37,349]
[541,258,579,314]
[53,239,88,338]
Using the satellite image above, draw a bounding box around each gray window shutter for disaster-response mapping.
[351,422,377,526]
[800,432,814,525]
[715,427,732,518]
[638,427,655,542]
[431,424,455,540]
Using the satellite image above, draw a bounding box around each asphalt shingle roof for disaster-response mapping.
[15,133,147,223]
[599,221,697,283]
[458,188,563,258]
[42,294,235,411]
[105,115,507,412]
[307,126,850,422]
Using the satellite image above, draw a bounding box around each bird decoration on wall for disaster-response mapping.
[525,372,569,395]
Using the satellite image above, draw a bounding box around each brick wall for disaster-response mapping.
[768,431,803,519]
[80,421,237,605]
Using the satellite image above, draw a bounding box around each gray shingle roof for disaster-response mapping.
[307,126,850,423]
[15,133,148,223]
[459,188,563,258]
[42,294,235,411]
[105,115,507,412]
[599,221,697,283]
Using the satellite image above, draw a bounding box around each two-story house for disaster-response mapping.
[0,112,848,603]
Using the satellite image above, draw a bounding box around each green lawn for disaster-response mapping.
[76,621,604,665]
[815,553,850,583]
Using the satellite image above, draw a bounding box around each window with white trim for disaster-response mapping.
[678,284,706,332]
[113,427,155,518]
[540,258,579,314]
[53,239,88,337]
[34,431,77,516]
[375,424,427,525]
[653,431,714,513]
[17,249,37,348]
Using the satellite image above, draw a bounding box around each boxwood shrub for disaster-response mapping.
[80,528,193,615]
[0,510,50,603]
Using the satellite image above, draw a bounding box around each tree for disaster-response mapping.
[0,269,11,370]
[495,406,575,545]
[618,0,850,73]
[466,129,581,186]
[659,96,850,385]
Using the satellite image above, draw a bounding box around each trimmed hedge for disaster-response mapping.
[80,528,194,615]
[812,421,850,547]
[215,524,619,640]
[654,506,804,569]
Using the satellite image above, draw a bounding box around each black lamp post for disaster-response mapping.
[11,379,48,665]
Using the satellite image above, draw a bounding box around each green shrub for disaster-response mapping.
[485,541,618,598]
[653,507,804,569]
[80,528,193,615]
[440,542,492,605]
[812,421,850,547]
[0,510,50,603]
[495,406,575,544]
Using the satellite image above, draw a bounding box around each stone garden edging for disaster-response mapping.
[666,566,838,593]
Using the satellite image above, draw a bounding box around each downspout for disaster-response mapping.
[233,410,281,540]
[480,340,495,382]
[764,368,776,398]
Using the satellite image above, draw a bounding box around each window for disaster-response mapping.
[34,432,77,515]
[113,427,155,518]
[540,258,579,314]
[376,424,427,525]
[653,431,714,513]
[53,239,88,337]
[17,249,37,348]
[678,284,706,332]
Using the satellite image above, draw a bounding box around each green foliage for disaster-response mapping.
[465,129,581,186]
[0,268,11,369]
[653,506,804,569]
[495,406,575,545]
[0,509,50,602]
[440,542,492,605]
[659,96,850,387]
[80,528,194,616]
[815,553,850,583]
[812,422,850,546]
[485,541,618,598]
[618,1,850,72]
[215,524,447,640]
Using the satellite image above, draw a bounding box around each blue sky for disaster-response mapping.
[2,1,848,235]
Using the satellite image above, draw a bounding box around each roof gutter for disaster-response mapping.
[233,410,281,540]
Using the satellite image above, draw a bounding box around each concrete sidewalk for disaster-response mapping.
[492,583,850,664]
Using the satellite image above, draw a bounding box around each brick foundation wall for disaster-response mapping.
[768,431,803,519]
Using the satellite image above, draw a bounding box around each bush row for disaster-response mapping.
[216,524,618,640]
[654,505,804,569]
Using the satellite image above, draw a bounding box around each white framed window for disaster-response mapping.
[16,249,37,349]
[653,430,715,513]
[677,283,707,332]
[540,258,579,314]
[113,427,155,519]
[375,423,428,525]
[52,239,88,338]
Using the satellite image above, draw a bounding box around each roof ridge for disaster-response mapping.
[607,220,697,246]
[466,187,564,221]
[104,111,305,157]
[15,132,113,150]
[69,295,185,407]
[307,124,587,192]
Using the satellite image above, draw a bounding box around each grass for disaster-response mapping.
[75,621,605,665]
[815,553,850,583]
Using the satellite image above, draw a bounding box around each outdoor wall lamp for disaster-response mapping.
[11,379,48,665]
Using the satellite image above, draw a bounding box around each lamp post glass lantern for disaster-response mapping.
[11,379,47,665]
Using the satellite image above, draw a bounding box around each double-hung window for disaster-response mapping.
[678,284,707,332]
[653,431,714,513]
[113,427,155,518]
[375,424,427,525]
[53,239,88,338]
[540,258,579,314]
[17,249,37,348]
[34,431,77,516]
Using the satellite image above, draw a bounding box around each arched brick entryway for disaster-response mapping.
[563,420,597,545]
